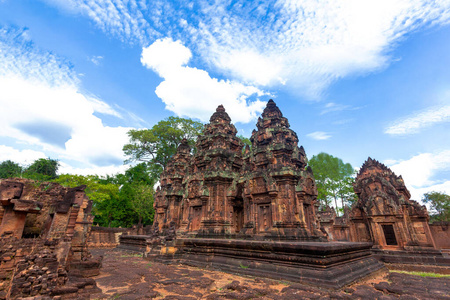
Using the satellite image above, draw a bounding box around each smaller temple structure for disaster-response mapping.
[0,179,101,299]
[352,158,435,250]
[319,158,449,269]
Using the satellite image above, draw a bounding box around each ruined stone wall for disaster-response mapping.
[429,222,450,249]
[0,238,67,299]
[88,226,138,248]
[0,179,101,299]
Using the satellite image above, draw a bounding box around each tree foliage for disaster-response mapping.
[308,152,357,214]
[54,163,156,227]
[0,160,22,178]
[24,158,59,181]
[123,117,203,179]
[422,191,450,222]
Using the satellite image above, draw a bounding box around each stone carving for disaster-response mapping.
[352,158,435,250]
[154,100,325,240]
[319,158,437,250]
[137,100,385,289]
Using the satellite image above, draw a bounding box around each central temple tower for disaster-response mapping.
[154,100,324,240]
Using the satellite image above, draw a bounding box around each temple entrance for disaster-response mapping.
[191,206,202,231]
[381,224,398,245]
[233,206,243,233]
[257,204,272,232]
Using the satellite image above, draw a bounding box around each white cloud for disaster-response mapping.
[43,0,450,96]
[320,102,361,115]
[0,145,47,166]
[0,26,131,172]
[387,150,450,200]
[58,161,128,177]
[385,104,450,135]
[306,131,331,140]
[89,55,104,65]
[141,38,268,123]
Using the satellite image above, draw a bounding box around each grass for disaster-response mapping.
[239,263,249,269]
[120,253,142,258]
[390,270,450,278]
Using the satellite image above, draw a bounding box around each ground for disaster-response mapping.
[87,248,450,300]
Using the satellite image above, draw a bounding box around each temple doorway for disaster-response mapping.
[191,206,202,231]
[258,204,272,232]
[381,224,398,245]
[233,206,243,233]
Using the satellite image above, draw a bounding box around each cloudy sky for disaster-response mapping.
[0,0,450,202]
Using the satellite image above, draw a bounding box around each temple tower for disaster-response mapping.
[241,100,324,239]
[183,105,244,235]
[154,139,191,231]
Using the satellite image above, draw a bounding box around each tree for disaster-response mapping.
[0,160,23,178]
[24,158,59,180]
[53,174,123,227]
[308,152,357,214]
[123,116,203,179]
[422,191,450,222]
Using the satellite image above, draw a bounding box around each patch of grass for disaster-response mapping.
[390,270,450,278]
[120,253,142,258]
[239,263,249,269]
[147,262,152,267]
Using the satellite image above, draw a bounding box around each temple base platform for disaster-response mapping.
[144,238,385,289]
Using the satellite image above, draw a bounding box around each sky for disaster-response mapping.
[0,0,450,203]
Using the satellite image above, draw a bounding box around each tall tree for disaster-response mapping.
[123,116,203,179]
[422,191,450,222]
[24,158,59,180]
[0,160,23,178]
[308,152,356,214]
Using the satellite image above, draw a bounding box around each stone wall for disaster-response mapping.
[88,226,139,248]
[0,179,101,299]
[429,222,450,250]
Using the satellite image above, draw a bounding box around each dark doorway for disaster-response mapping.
[381,224,398,245]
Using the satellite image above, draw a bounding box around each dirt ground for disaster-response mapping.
[87,248,450,300]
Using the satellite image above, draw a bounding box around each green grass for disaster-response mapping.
[390,270,450,278]
[120,253,142,258]
[239,263,249,269]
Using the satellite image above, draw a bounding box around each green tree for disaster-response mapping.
[123,116,203,179]
[238,135,252,148]
[0,160,23,178]
[308,152,356,214]
[24,158,59,180]
[422,191,450,222]
[53,174,123,227]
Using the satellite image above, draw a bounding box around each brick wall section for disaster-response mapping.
[429,222,450,250]
[0,238,67,299]
[88,226,138,248]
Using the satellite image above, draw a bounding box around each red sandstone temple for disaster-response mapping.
[138,100,385,288]
[153,100,324,240]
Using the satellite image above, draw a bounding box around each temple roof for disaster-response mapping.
[209,104,231,123]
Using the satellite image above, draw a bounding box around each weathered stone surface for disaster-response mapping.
[93,248,450,300]
[154,100,325,240]
[142,100,384,289]
[0,179,101,299]
[319,158,450,267]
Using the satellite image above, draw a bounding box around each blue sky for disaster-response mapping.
[0,0,449,202]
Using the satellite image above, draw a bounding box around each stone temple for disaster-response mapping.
[132,100,385,289]
[154,100,324,240]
